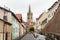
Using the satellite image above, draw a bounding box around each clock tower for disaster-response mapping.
[27,5,33,25]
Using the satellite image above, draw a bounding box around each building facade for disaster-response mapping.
[36,1,59,33]
[0,6,21,40]
[41,1,60,40]
[11,14,20,40]
[0,7,12,40]
[0,19,11,40]
[36,12,48,32]
[15,14,27,36]
[47,1,59,22]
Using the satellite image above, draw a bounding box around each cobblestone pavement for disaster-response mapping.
[20,32,46,40]
[21,32,36,40]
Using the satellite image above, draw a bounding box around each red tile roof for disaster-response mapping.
[22,22,29,27]
[15,14,22,20]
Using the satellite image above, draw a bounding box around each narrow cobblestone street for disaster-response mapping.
[0,0,60,40]
[19,32,46,40]
[21,32,35,40]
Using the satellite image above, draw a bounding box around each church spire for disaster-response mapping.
[29,4,31,13]
[27,4,33,23]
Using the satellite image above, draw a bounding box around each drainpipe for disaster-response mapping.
[19,24,20,38]
[3,21,5,40]
[3,10,6,40]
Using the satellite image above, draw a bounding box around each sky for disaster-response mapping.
[0,0,57,22]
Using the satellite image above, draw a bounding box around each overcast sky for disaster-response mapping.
[0,0,57,21]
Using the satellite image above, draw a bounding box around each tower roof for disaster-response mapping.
[28,4,32,13]
[29,5,31,13]
[27,4,33,15]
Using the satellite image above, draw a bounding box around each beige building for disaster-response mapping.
[36,1,59,33]
[0,19,11,40]
[36,12,48,32]
[47,1,59,22]
[41,1,60,39]
[0,7,12,40]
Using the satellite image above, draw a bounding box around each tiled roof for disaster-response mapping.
[15,14,22,20]
[22,22,29,27]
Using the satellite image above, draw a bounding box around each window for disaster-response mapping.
[42,18,47,25]
[3,16,7,21]
[3,11,7,21]
[48,14,51,18]
[52,12,54,16]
